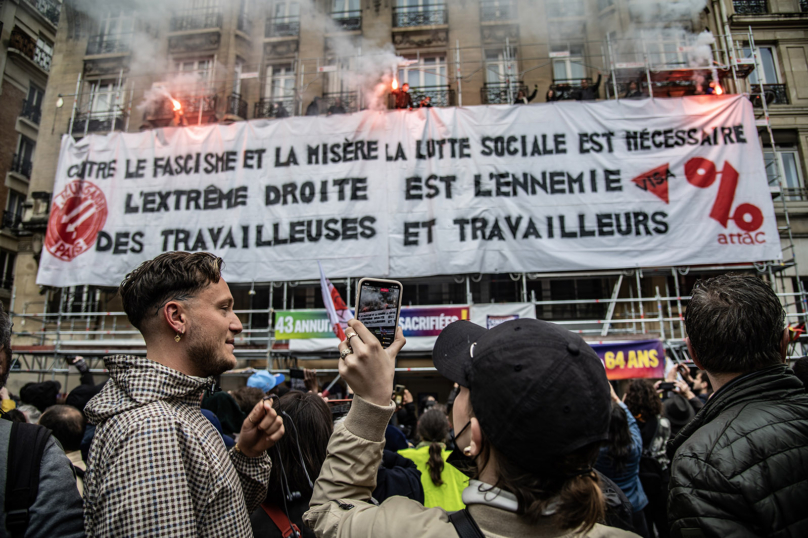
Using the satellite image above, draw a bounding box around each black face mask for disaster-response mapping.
[446,421,477,479]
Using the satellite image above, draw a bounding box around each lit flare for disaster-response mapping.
[710,81,724,96]
[172,98,182,111]
[391,78,398,91]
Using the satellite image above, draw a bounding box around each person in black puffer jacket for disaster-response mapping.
[668,273,808,538]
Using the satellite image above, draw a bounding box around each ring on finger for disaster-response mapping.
[346,332,358,343]
[339,347,352,359]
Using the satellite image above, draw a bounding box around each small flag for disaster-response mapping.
[318,261,354,341]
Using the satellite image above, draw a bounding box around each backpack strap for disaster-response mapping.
[72,465,85,480]
[5,422,52,538]
[261,502,301,538]
[449,509,486,538]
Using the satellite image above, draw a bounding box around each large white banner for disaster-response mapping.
[38,95,780,286]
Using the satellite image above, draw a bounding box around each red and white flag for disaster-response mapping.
[318,261,354,341]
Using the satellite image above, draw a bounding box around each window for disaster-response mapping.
[233,58,243,95]
[764,148,804,198]
[485,48,517,84]
[393,0,447,27]
[172,0,222,31]
[643,31,687,67]
[551,43,585,81]
[273,0,300,20]
[5,190,25,229]
[174,57,214,93]
[85,79,123,118]
[326,57,357,94]
[398,55,447,88]
[34,36,53,71]
[332,0,360,15]
[0,250,15,290]
[266,63,296,102]
[17,136,35,166]
[267,1,300,36]
[89,9,134,54]
[743,45,780,84]
[22,84,44,123]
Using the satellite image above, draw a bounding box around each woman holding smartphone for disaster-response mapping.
[303,317,638,538]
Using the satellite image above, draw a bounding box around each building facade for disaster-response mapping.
[6,0,808,398]
[0,0,59,310]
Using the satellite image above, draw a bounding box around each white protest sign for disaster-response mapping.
[37,95,780,286]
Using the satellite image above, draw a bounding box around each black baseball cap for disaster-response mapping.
[433,318,611,470]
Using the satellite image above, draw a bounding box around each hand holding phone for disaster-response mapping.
[355,278,403,349]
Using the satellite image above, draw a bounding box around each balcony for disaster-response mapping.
[86,33,132,55]
[2,211,22,231]
[170,11,223,32]
[9,27,51,72]
[69,113,125,135]
[802,0,807,12]
[146,94,219,126]
[550,78,593,100]
[237,12,251,34]
[265,16,300,37]
[751,83,789,106]
[20,99,42,125]
[733,0,767,14]
[409,85,455,107]
[392,4,447,27]
[481,82,526,104]
[10,154,32,179]
[27,0,60,26]
[226,93,248,118]
[546,0,584,18]
[332,10,362,31]
[254,98,295,118]
[322,91,359,113]
[480,0,517,21]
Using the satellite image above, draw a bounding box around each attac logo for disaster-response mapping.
[45,180,108,262]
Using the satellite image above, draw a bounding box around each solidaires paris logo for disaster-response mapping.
[45,180,108,262]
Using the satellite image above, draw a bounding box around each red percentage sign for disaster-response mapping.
[684,157,764,232]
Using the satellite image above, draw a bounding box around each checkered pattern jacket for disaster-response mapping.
[83,355,272,537]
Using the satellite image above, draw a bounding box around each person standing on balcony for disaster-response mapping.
[83,252,285,537]
[393,83,414,110]
[576,72,602,101]
[327,98,347,115]
[306,96,321,116]
[512,85,538,105]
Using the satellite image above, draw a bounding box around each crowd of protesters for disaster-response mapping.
[0,253,806,537]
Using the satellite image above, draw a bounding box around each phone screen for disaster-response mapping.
[356,280,402,348]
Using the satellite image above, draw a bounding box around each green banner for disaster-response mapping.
[274,310,334,339]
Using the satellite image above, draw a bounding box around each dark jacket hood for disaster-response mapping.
[85,355,213,425]
[668,364,803,457]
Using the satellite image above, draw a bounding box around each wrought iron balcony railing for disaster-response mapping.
[733,0,768,14]
[751,83,789,106]
[265,16,300,37]
[29,0,61,26]
[481,82,527,104]
[20,99,42,124]
[170,11,223,32]
[86,33,132,55]
[237,12,252,34]
[2,211,22,230]
[392,4,447,27]
[480,0,517,21]
[801,0,807,12]
[332,10,362,31]
[254,98,296,118]
[69,113,126,135]
[9,28,52,72]
[546,0,585,18]
[550,78,593,100]
[322,91,358,113]
[778,188,808,201]
[410,85,455,107]
[226,93,248,118]
[10,154,32,179]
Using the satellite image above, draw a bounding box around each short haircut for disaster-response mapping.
[39,405,86,451]
[685,273,784,374]
[119,252,223,330]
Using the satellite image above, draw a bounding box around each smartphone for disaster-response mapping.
[658,382,676,392]
[355,278,403,348]
[393,384,406,405]
[289,368,304,379]
[289,368,306,390]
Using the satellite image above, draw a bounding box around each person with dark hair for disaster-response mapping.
[231,386,267,415]
[399,408,468,511]
[513,85,538,105]
[2,408,27,423]
[251,391,332,538]
[327,97,347,115]
[575,72,602,101]
[624,379,670,538]
[304,318,637,538]
[596,397,649,538]
[792,357,808,390]
[20,380,61,412]
[669,273,808,537]
[305,96,321,116]
[84,251,285,537]
[39,405,87,495]
[624,81,643,99]
[0,303,85,537]
[393,83,414,110]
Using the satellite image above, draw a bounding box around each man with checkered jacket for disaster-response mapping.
[83,252,285,537]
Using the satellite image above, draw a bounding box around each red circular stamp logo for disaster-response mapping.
[45,180,108,262]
